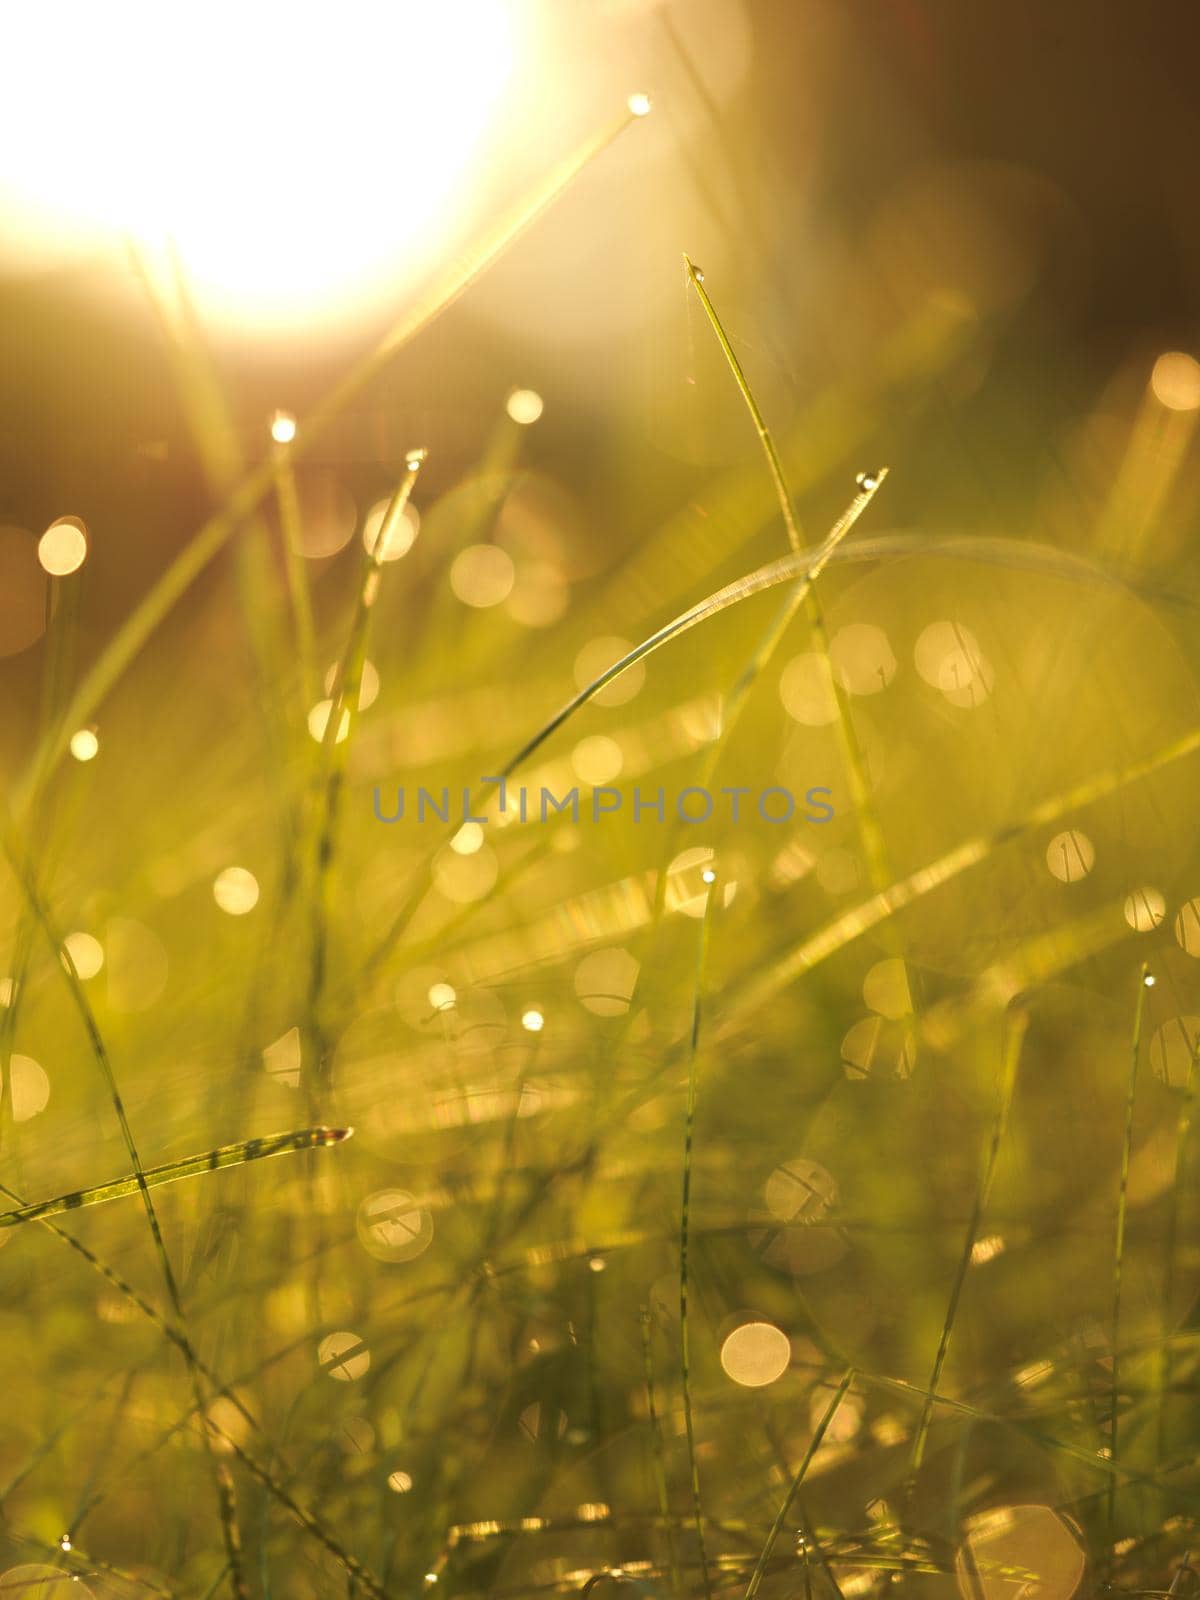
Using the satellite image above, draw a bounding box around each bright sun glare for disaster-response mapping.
[0,2,516,327]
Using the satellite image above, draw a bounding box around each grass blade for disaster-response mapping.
[680,868,720,1600]
[745,1369,855,1600]
[1108,962,1150,1535]
[0,1126,351,1229]
[908,1010,1028,1480]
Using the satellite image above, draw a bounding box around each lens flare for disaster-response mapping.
[0,2,517,329]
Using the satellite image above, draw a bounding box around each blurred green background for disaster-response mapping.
[3,3,1200,1596]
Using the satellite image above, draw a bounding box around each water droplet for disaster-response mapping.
[405,448,428,472]
[701,867,716,884]
[855,470,880,492]
[506,388,543,425]
[269,409,297,444]
[38,517,88,576]
[626,92,652,117]
[1144,973,1156,987]
[59,1534,72,1552]
[69,726,99,762]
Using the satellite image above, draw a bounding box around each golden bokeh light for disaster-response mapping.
[451,822,485,856]
[574,948,640,1016]
[914,619,994,706]
[213,866,260,915]
[719,1321,791,1387]
[269,409,297,444]
[288,471,358,559]
[1150,350,1200,412]
[779,651,839,725]
[362,497,420,562]
[308,699,351,744]
[428,983,457,1013]
[1124,885,1166,931]
[1045,829,1095,883]
[506,387,544,425]
[318,1331,370,1382]
[842,1016,915,1080]
[3,1055,51,1122]
[830,623,898,695]
[324,658,380,711]
[955,1504,1084,1600]
[666,846,719,917]
[1149,1016,1200,1088]
[37,516,88,576]
[450,544,516,608]
[572,734,624,785]
[1175,897,1200,956]
[809,1385,862,1442]
[62,931,104,980]
[262,1026,302,1089]
[69,726,100,761]
[764,1158,838,1224]
[862,957,913,1020]
[356,1190,434,1264]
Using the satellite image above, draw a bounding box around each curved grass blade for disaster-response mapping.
[681,255,908,1042]
[728,723,1200,1019]
[365,472,888,970]
[0,1125,352,1229]
[682,254,804,553]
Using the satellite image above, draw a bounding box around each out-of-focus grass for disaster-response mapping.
[3,100,1200,1600]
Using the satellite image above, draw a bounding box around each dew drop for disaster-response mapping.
[855,471,880,492]
[69,727,99,762]
[406,448,428,472]
[626,91,652,117]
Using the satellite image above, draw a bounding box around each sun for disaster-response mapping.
[0,0,516,328]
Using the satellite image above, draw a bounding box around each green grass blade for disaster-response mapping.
[745,1369,855,1600]
[0,1126,351,1228]
[1108,962,1150,1535]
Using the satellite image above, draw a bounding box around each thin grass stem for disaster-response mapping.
[745,1369,855,1600]
[1108,962,1150,1535]
[679,869,720,1600]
